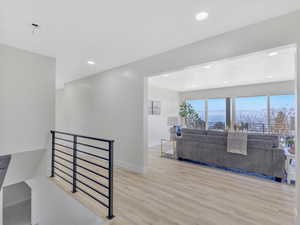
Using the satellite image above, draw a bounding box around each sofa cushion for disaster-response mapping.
[181,128,207,137]
[206,130,227,136]
[248,134,279,147]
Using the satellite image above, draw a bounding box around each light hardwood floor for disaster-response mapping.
[52,148,296,225]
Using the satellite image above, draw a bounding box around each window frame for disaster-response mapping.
[185,93,295,134]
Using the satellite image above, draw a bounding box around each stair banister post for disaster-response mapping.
[50,130,55,177]
[107,140,114,219]
[72,135,78,193]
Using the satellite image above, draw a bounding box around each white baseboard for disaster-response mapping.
[148,143,161,148]
[116,160,144,174]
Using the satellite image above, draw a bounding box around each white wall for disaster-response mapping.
[148,85,180,147]
[27,178,103,225]
[3,182,31,208]
[0,44,55,156]
[181,80,295,100]
[56,89,68,130]
[3,149,46,187]
[56,69,145,173]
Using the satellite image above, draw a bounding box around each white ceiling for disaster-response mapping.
[0,1,300,88]
[149,45,296,92]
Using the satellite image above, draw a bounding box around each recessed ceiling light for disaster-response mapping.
[162,74,169,77]
[268,52,278,57]
[195,12,209,21]
[223,81,229,84]
[203,65,211,69]
[266,75,273,79]
[87,61,95,65]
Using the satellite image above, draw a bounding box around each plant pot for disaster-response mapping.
[289,144,295,154]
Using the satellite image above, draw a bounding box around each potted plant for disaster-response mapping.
[179,102,205,129]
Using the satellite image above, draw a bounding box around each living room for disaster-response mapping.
[148,44,296,185]
[2,1,300,224]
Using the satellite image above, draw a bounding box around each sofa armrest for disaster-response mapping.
[272,148,286,179]
[175,138,184,158]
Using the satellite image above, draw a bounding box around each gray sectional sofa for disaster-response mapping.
[176,129,285,180]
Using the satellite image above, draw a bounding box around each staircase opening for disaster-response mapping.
[3,182,31,225]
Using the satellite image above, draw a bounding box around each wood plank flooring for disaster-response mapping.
[52,148,296,225]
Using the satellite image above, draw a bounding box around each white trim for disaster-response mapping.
[0,190,3,225]
[295,43,300,221]
[148,143,161,148]
[116,160,144,174]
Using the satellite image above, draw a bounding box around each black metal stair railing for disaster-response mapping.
[50,130,114,219]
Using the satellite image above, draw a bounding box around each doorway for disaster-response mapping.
[145,44,297,224]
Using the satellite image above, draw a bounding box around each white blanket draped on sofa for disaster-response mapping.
[227,131,248,155]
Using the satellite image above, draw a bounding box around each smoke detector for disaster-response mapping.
[32,23,40,34]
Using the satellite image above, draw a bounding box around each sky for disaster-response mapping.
[270,94,295,109]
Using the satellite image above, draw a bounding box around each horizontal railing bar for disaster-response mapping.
[76,178,109,199]
[54,166,73,178]
[55,161,109,189]
[76,164,109,180]
[55,143,73,150]
[77,142,109,152]
[76,186,109,208]
[54,161,73,171]
[51,130,114,143]
[76,156,109,170]
[76,171,109,189]
[54,154,73,164]
[55,137,74,143]
[54,173,109,208]
[54,172,73,185]
[55,148,73,157]
[76,149,109,161]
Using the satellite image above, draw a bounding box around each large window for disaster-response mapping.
[207,98,226,130]
[270,94,295,135]
[185,94,295,134]
[235,96,268,132]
